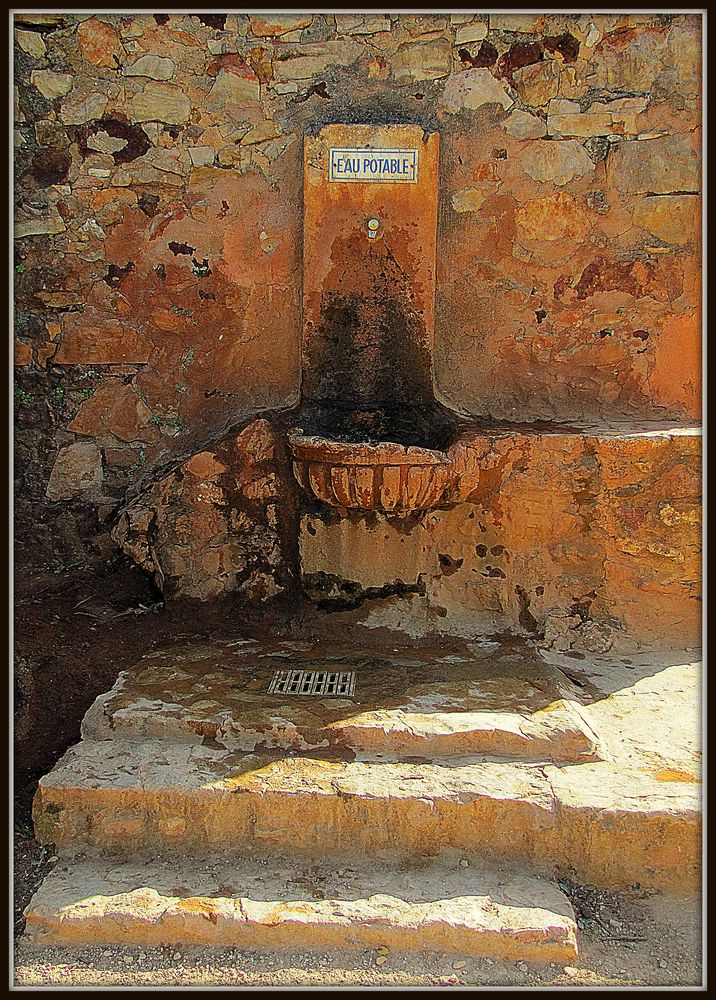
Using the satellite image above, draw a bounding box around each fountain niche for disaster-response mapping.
[289,123,464,513]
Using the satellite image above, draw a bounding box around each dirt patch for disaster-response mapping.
[15,557,164,817]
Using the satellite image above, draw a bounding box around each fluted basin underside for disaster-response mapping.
[289,432,457,512]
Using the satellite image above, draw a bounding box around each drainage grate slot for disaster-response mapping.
[268,669,356,697]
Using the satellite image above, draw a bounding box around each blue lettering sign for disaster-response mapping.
[329,148,419,183]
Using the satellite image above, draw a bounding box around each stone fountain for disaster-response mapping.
[289,123,465,513]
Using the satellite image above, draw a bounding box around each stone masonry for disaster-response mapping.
[14,13,702,577]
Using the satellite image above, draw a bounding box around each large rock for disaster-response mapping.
[440,68,513,112]
[513,61,559,107]
[489,14,544,32]
[403,15,448,38]
[15,210,66,238]
[502,109,547,138]
[632,194,700,246]
[46,442,103,501]
[30,70,73,99]
[112,419,295,602]
[206,68,261,108]
[273,41,362,81]
[123,55,176,80]
[77,17,125,68]
[249,15,313,37]
[59,92,108,125]
[591,22,670,93]
[68,381,159,444]
[522,140,594,186]
[391,40,452,83]
[454,20,488,45]
[451,189,488,213]
[607,134,700,195]
[14,340,32,366]
[52,313,153,365]
[336,14,392,35]
[131,82,191,124]
[16,30,46,58]
[547,97,648,138]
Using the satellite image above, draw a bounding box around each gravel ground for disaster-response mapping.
[14,830,703,989]
[12,922,704,989]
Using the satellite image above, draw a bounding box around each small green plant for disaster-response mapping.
[15,263,25,274]
[170,305,194,319]
[148,414,189,435]
[179,346,196,371]
[15,817,33,839]
[14,385,33,405]
[164,416,189,434]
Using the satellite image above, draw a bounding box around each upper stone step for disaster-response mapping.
[23,851,578,964]
[80,637,604,764]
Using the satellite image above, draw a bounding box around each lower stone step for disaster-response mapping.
[24,853,578,963]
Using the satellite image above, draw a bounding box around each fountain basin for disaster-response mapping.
[289,431,457,512]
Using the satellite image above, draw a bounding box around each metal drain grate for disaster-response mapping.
[268,668,356,697]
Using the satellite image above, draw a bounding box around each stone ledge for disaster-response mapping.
[35,642,700,896]
[301,424,702,648]
[452,423,701,439]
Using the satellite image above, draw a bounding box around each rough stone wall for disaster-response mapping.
[14,12,701,572]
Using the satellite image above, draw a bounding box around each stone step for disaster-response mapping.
[23,852,578,963]
[317,701,601,761]
[33,737,700,893]
[80,637,604,763]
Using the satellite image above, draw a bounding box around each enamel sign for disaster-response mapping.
[329,148,418,183]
